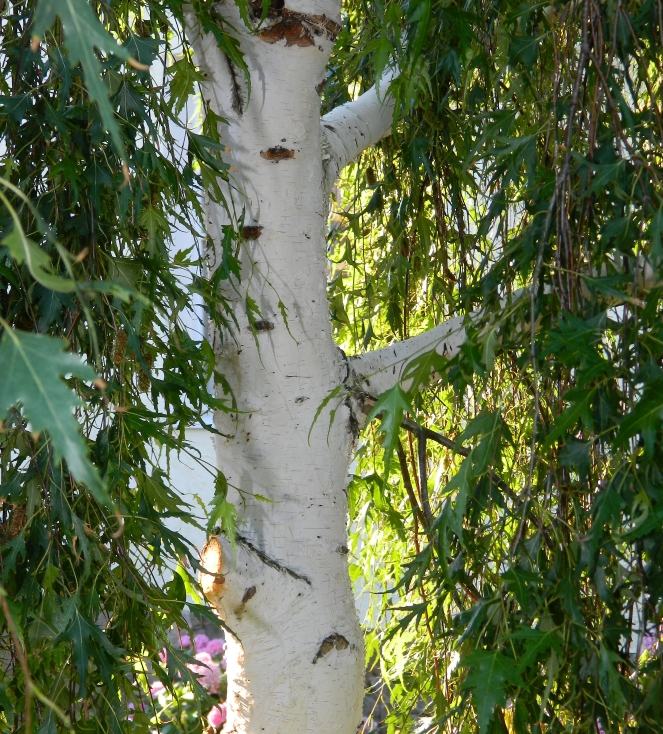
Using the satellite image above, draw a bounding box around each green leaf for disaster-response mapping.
[32,0,139,158]
[188,132,230,175]
[277,298,297,341]
[480,324,499,373]
[0,681,14,726]
[0,328,109,504]
[55,602,123,697]
[559,438,592,478]
[168,58,206,115]
[400,345,449,395]
[138,205,168,254]
[366,385,414,487]
[544,387,595,448]
[510,627,563,672]
[207,496,239,550]
[615,381,663,457]
[439,451,472,540]
[598,641,627,714]
[649,206,663,263]
[0,94,33,123]
[207,471,239,549]
[509,35,541,67]
[3,228,76,293]
[461,650,522,733]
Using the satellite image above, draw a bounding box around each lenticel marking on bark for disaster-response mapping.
[260,146,295,161]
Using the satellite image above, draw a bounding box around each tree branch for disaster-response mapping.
[347,313,466,403]
[346,260,658,421]
[321,68,397,190]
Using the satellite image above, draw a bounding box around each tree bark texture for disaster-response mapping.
[186,2,479,730]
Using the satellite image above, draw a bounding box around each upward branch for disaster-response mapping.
[346,314,467,408]
[321,68,397,191]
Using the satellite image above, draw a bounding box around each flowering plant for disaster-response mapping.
[132,633,228,733]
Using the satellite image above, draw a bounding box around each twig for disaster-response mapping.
[396,441,426,528]
[402,418,465,454]
[395,442,441,694]
[401,418,518,504]
[417,432,432,528]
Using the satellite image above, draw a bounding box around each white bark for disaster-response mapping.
[347,315,467,406]
[188,3,388,733]
[187,4,465,731]
[321,68,397,192]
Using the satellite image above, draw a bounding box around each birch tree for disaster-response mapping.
[185,5,467,732]
[2,0,663,732]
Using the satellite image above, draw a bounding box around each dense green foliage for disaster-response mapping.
[2,0,663,732]
[0,0,239,730]
[329,1,663,732]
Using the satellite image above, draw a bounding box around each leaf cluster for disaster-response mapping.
[333,0,663,732]
[0,0,240,730]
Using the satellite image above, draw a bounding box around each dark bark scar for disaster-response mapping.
[252,320,275,332]
[235,585,258,618]
[257,8,341,48]
[237,534,312,585]
[312,633,350,663]
[242,225,263,240]
[260,146,295,161]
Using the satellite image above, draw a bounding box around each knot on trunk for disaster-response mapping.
[255,7,341,48]
[260,146,295,162]
[312,633,350,663]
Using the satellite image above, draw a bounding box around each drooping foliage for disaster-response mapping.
[0,0,241,730]
[328,1,663,732]
[2,0,663,731]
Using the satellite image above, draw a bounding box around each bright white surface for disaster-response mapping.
[167,427,217,556]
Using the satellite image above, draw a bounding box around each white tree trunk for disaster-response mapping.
[189,5,478,734]
[187,3,479,728]
[187,3,396,733]
[187,7,473,724]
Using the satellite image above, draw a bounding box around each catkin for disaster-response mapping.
[138,354,153,392]
[113,329,128,365]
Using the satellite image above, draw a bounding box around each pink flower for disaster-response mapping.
[150,681,165,698]
[194,633,210,651]
[221,657,227,671]
[642,626,661,652]
[207,703,227,728]
[180,634,191,648]
[127,700,145,722]
[204,638,226,657]
[158,648,168,664]
[189,651,221,693]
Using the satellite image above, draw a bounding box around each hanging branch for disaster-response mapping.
[400,418,519,505]
[396,440,426,529]
[417,432,432,529]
